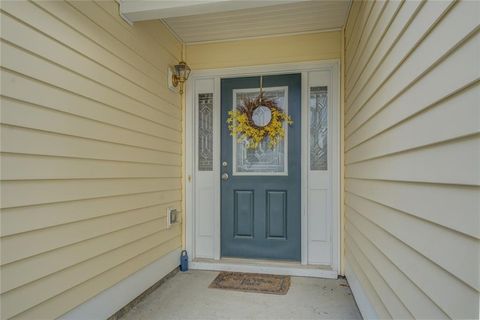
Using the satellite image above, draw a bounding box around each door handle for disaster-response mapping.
[221,173,229,181]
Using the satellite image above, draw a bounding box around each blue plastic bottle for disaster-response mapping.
[180,250,188,272]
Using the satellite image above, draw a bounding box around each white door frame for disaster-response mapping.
[185,60,340,277]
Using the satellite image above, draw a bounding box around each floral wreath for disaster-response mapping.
[227,92,292,149]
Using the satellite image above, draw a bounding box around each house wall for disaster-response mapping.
[186,30,345,271]
[186,31,342,69]
[0,1,183,319]
[343,1,479,319]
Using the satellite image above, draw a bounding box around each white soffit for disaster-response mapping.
[120,0,305,22]
[158,1,350,44]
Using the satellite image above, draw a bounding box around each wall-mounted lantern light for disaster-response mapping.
[169,61,191,94]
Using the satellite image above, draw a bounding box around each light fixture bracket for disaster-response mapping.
[168,61,191,94]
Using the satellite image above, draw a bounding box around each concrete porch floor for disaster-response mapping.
[119,270,362,320]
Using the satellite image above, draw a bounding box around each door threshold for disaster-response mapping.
[190,257,338,279]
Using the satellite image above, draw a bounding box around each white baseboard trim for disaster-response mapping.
[345,263,378,320]
[191,259,338,278]
[59,248,181,320]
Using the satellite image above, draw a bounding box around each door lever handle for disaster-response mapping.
[221,173,229,181]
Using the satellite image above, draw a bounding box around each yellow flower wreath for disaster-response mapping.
[227,95,292,149]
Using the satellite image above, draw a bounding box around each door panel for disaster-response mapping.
[266,191,287,239]
[234,190,254,238]
[221,74,301,261]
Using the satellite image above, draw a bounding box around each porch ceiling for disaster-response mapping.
[162,1,351,44]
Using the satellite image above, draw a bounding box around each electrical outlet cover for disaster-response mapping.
[166,207,177,228]
[166,207,172,228]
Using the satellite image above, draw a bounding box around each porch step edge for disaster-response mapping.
[191,259,338,278]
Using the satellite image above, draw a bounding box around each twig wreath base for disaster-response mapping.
[227,94,292,149]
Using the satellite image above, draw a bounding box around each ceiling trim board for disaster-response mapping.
[169,15,346,32]
[183,28,343,46]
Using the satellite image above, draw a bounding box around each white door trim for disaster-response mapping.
[190,258,338,279]
[185,60,340,276]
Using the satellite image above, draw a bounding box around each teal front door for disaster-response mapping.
[221,74,301,261]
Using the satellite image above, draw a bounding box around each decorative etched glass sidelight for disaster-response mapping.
[198,93,213,171]
[310,86,328,171]
[233,88,288,175]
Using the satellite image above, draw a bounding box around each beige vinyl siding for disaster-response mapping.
[186,30,341,69]
[0,1,182,319]
[344,0,479,319]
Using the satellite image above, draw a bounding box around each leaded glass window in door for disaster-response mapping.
[198,93,213,171]
[310,86,328,171]
[233,87,288,175]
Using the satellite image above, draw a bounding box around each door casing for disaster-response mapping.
[185,60,341,275]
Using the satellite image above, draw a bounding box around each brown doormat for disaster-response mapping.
[209,272,290,295]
